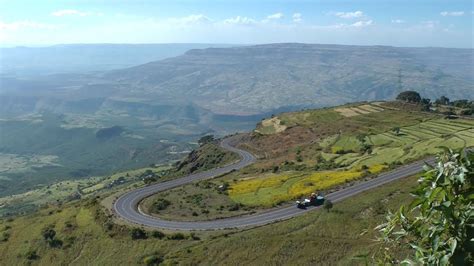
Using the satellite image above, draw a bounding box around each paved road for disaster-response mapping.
[113,137,435,230]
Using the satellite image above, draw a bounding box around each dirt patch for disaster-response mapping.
[334,108,360,117]
[335,104,384,117]
[256,117,287,134]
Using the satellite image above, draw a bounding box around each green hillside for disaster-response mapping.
[0,174,418,265]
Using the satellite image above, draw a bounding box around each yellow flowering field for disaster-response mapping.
[229,165,385,206]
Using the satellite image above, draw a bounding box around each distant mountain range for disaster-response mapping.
[0,43,236,76]
[105,43,473,115]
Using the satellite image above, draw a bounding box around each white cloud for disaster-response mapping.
[440,11,464,17]
[266,13,284,20]
[52,9,91,17]
[0,20,58,31]
[334,11,364,19]
[391,19,405,24]
[168,14,212,25]
[292,13,302,23]
[223,16,256,25]
[350,20,373,27]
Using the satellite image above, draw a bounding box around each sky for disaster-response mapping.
[0,0,472,48]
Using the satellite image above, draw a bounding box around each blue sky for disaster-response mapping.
[0,0,472,47]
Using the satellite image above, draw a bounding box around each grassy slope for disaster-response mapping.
[230,103,473,206]
[0,175,417,265]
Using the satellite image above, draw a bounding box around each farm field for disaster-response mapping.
[229,165,385,206]
[230,114,473,207]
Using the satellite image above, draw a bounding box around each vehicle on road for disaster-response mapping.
[296,193,325,209]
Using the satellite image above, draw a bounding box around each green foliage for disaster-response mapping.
[25,250,39,260]
[152,198,171,212]
[42,227,56,241]
[198,135,215,146]
[143,254,163,265]
[168,232,186,240]
[323,199,333,212]
[376,149,473,265]
[396,91,421,103]
[435,96,450,106]
[150,230,165,239]
[130,228,148,240]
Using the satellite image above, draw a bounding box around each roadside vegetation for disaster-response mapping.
[0,172,422,265]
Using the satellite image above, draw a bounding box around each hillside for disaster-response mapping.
[0,174,418,265]
[1,44,472,197]
[107,43,474,114]
[0,99,472,264]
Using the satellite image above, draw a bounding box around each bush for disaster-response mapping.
[130,228,148,240]
[151,230,165,239]
[48,238,63,248]
[152,198,171,212]
[189,233,200,240]
[323,199,333,212]
[168,233,186,240]
[143,255,163,265]
[25,250,39,260]
[42,227,56,241]
[228,203,241,211]
[1,231,10,242]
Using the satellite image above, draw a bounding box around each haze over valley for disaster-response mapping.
[0,1,473,264]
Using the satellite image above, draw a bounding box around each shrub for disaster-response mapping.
[168,233,186,240]
[143,255,163,265]
[25,250,39,260]
[323,199,333,212]
[130,228,147,240]
[152,198,171,212]
[48,238,63,248]
[1,231,10,242]
[42,227,56,241]
[150,230,165,239]
[189,233,200,240]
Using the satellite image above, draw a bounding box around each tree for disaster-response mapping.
[376,149,473,265]
[420,98,432,111]
[435,95,450,106]
[396,91,421,103]
[323,199,333,212]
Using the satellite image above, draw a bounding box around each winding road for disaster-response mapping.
[113,136,435,230]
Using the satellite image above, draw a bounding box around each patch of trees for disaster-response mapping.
[396,91,473,116]
[396,91,421,103]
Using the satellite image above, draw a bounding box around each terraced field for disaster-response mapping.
[230,117,473,207]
